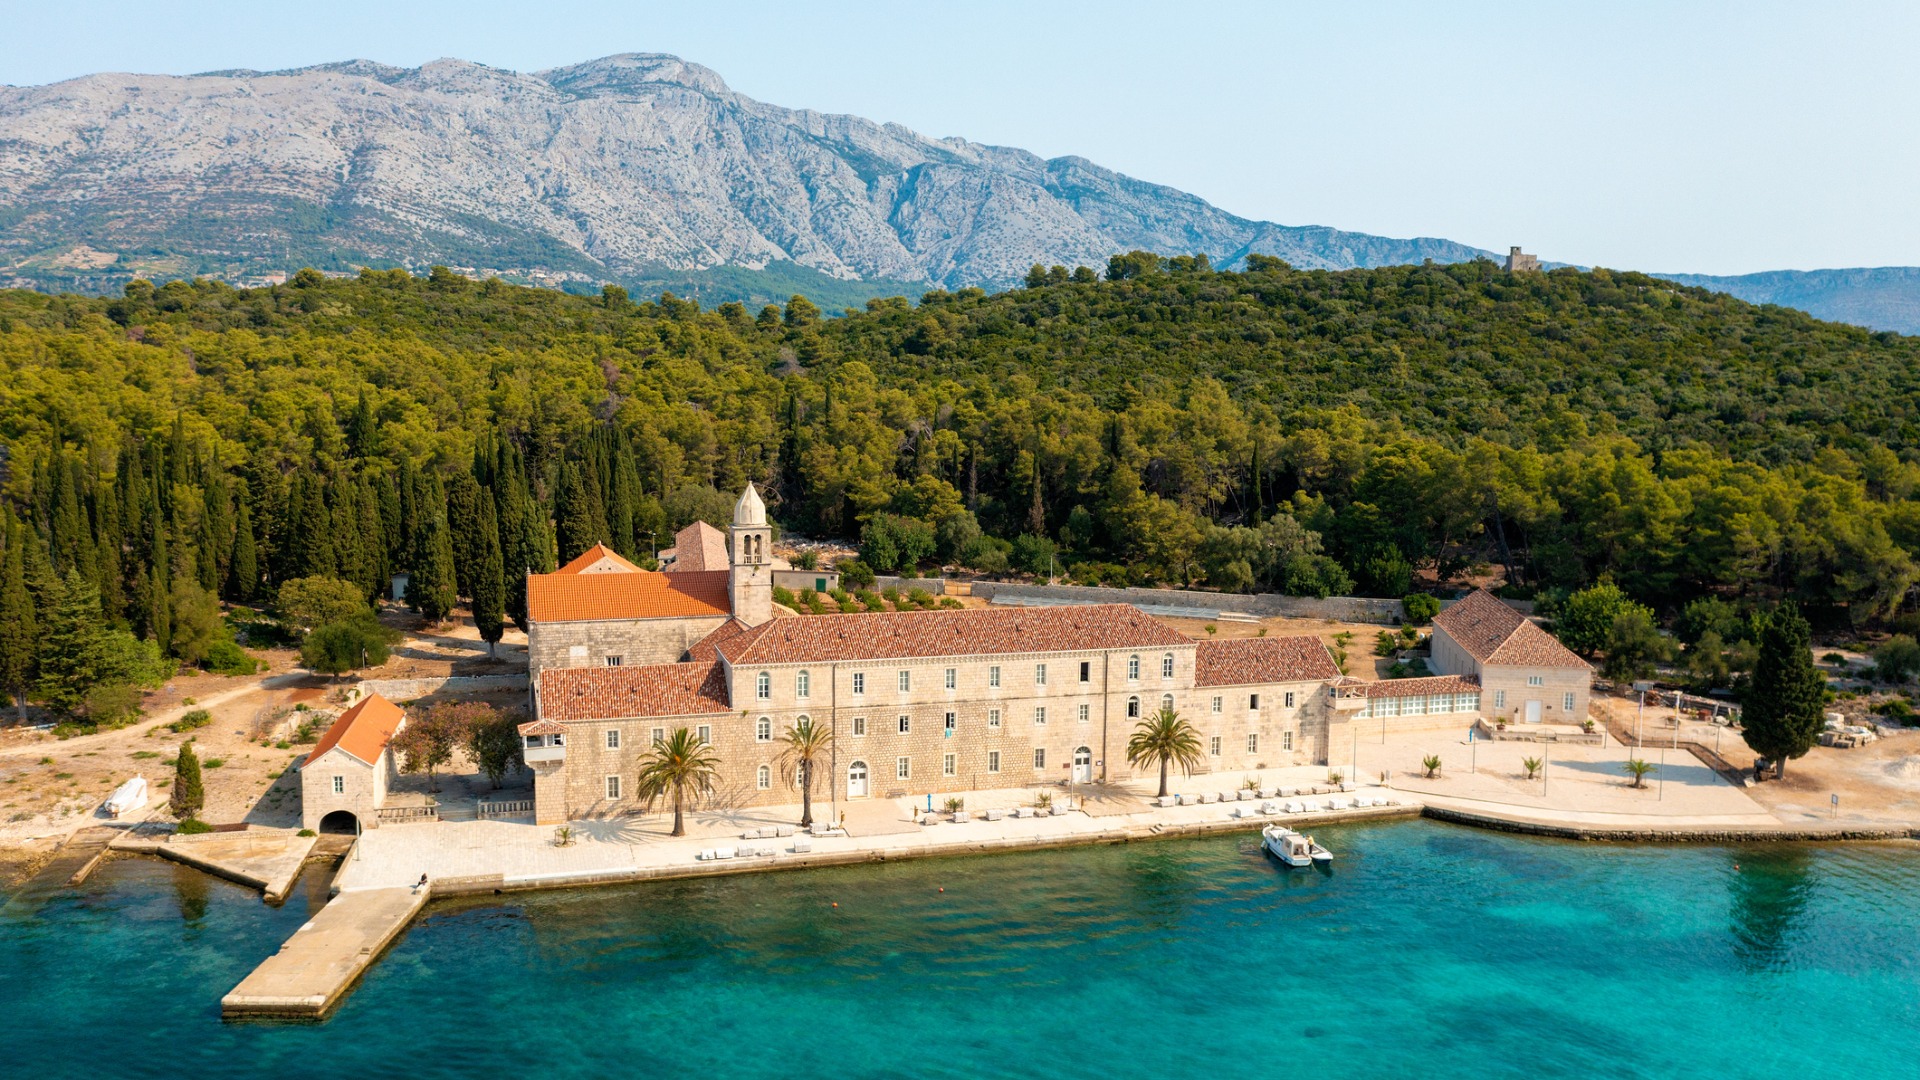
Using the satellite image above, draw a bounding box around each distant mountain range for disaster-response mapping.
[0,52,1914,330]
[1655,268,1920,335]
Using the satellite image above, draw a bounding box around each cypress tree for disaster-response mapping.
[346,387,377,459]
[228,496,258,602]
[170,741,204,819]
[195,506,219,593]
[445,471,483,598]
[554,461,600,564]
[146,510,171,656]
[93,462,125,625]
[1744,602,1826,779]
[38,570,107,715]
[411,515,459,624]
[357,476,388,601]
[0,517,40,720]
[472,490,506,654]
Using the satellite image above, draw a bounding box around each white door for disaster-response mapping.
[847,760,869,798]
[1072,746,1093,784]
[1524,700,1542,724]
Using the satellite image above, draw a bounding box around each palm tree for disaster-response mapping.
[778,716,834,827]
[1422,754,1443,779]
[635,727,722,837]
[1623,758,1656,788]
[1521,756,1542,781]
[1126,706,1204,797]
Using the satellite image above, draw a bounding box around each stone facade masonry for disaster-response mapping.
[535,643,1339,821]
[526,614,728,674]
[300,745,397,831]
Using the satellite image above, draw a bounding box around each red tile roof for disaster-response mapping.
[1347,674,1481,699]
[304,693,406,767]
[687,618,753,662]
[553,543,644,575]
[1194,637,1341,686]
[527,568,731,622]
[517,718,566,737]
[663,521,729,573]
[539,661,733,722]
[1433,589,1589,670]
[718,604,1192,666]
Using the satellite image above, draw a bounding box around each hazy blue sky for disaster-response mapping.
[5,1,1915,275]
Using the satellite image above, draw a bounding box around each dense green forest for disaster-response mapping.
[0,253,1916,723]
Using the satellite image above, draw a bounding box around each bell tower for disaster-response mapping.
[728,482,773,626]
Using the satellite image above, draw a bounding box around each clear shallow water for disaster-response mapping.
[4,821,1918,1079]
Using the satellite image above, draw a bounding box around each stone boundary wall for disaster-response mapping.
[354,674,529,703]
[967,581,1405,623]
[1420,805,1917,843]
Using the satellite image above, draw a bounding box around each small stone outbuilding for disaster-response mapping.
[300,693,406,833]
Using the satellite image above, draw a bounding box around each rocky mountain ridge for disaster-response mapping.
[0,53,1489,298]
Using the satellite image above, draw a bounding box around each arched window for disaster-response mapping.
[756,716,772,742]
[796,670,811,698]
[1127,695,1140,718]
[1127,655,1140,681]
[1162,693,1174,713]
[755,672,771,700]
[756,764,771,790]
[1161,653,1174,679]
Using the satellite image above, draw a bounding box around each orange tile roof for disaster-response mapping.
[553,543,645,575]
[1432,589,1589,670]
[539,661,733,722]
[686,618,753,662]
[517,718,566,736]
[1194,637,1341,686]
[663,521,729,573]
[304,693,406,767]
[527,568,732,622]
[716,603,1192,666]
[1348,674,1481,699]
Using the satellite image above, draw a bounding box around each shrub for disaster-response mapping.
[1402,593,1441,624]
[836,559,876,590]
[205,638,263,675]
[300,612,400,676]
[1872,635,1920,683]
[297,828,316,837]
[171,709,213,733]
[772,585,798,609]
[202,758,225,769]
[939,597,963,609]
[907,587,934,609]
[793,549,821,571]
[1374,631,1399,657]
[175,818,214,835]
[1822,652,1848,666]
[276,576,369,635]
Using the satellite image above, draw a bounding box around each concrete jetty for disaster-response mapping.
[114,829,319,903]
[221,886,427,1019]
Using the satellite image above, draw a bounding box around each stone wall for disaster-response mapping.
[1480,663,1592,724]
[300,747,384,831]
[355,675,529,703]
[951,581,1407,623]
[526,615,728,676]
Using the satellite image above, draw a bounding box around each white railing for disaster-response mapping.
[477,799,535,820]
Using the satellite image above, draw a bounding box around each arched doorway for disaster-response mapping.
[318,809,360,835]
[1072,746,1093,784]
[847,760,869,798]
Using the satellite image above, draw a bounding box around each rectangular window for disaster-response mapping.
[1127,656,1140,680]
[1284,691,1295,709]
[756,672,770,700]
[1209,736,1222,756]
[1079,661,1091,683]
[605,775,622,800]
[757,765,771,790]
[989,665,1001,688]
[1162,654,1174,679]
[605,655,622,667]
[852,716,867,736]
[1282,731,1294,751]
[945,711,956,733]
[1077,703,1090,723]
[852,672,866,695]
[796,670,811,698]
[1564,692,1576,711]
[651,727,665,745]
[1528,675,1544,687]
[1494,690,1507,709]
[1033,748,1046,770]
[331,775,344,795]
[1247,734,1259,754]
[1250,694,1260,711]
[605,730,621,750]
[988,708,1002,729]
[987,751,1001,773]
[696,725,711,745]
[897,757,911,780]
[945,667,957,690]
[942,753,956,777]
[1034,706,1047,726]
[1211,695,1222,715]
[899,670,912,692]
[1035,663,1047,686]
[898,715,912,734]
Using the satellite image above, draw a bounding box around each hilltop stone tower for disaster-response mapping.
[729,482,774,626]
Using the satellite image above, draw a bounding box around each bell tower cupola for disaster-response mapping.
[728,482,773,626]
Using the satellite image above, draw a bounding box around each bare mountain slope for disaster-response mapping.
[0,53,1490,294]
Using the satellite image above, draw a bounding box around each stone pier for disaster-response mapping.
[221,886,427,1019]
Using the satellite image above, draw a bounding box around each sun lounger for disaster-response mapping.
[1199,793,1216,804]
[715,847,736,860]
[776,825,796,837]
[791,840,811,854]
[809,821,835,836]
[698,849,716,861]
[1260,801,1278,815]
[984,807,1005,821]
[1157,795,1176,808]
[1279,787,1296,798]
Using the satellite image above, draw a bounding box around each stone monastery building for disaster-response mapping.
[517,485,1589,825]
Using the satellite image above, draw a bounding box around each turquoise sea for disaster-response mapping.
[4,821,1917,1079]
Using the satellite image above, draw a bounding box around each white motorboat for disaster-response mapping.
[1261,825,1329,867]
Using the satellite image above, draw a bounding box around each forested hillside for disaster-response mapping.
[0,254,1916,723]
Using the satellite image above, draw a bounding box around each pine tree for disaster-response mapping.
[1743,602,1826,779]
[37,571,108,715]
[472,490,506,654]
[170,741,205,819]
[228,496,258,601]
[0,517,40,720]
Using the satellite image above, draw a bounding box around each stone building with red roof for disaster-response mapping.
[300,692,407,833]
[1430,589,1593,725]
